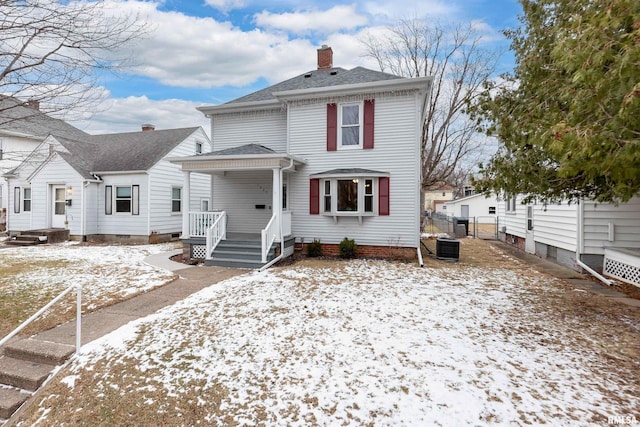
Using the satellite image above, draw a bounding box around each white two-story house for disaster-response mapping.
[171,46,433,268]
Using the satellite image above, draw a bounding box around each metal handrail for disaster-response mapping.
[0,284,82,354]
[205,211,227,260]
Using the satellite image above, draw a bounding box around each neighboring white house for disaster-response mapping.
[423,183,456,214]
[170,45,434,268]
[4,124,211,243]
[444,193,500,223]
[499,195,640,287]
[0,96,89,230]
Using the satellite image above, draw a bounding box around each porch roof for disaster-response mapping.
[167,143,306,172]
[310,168,389,178]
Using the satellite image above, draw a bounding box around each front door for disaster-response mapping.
[51,186,66,228]
[525,205,535,254]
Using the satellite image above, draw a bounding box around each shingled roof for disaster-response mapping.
[0,96,89,140]
[228,66,402,104]
[52,127,201,179]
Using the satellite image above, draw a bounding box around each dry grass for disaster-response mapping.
[12,239,640,426]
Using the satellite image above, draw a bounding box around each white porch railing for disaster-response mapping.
[261,214,278,263]
[0,284,82,354]
[189,211,224,237]
[205,211,227,261]
[282,210,292,237]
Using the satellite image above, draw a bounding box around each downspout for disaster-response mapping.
[260,158,295,272]
[575,199,613,286]
[81,176,101,241]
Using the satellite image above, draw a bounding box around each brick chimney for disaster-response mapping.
[26,99,40,110]
[317,45,333,70]
[141,123,155,131]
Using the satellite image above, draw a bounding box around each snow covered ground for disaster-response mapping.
[24,248,639,426]
[0,242,178,311]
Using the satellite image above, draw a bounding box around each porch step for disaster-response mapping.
[4,229,69,246]
[0,356,54,391]
[0,387,31,420]
[205,238,276,269]
[4,339,75,366]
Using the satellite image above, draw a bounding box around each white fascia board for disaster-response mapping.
[196,99,282,116]
[90,170,148,175]
[273,76,434,101]
[310,171,390,179]
[167,153,307,165]
[0,129,46,140]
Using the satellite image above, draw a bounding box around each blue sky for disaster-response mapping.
[72,0,523,135]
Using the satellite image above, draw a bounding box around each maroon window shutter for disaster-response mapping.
[379,177,390,215]
[363,99,374,149]
[326,103,337,151]
[310,178,320,214]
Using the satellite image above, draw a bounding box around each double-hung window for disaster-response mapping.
[23,188,31,212]
[171,187,182,213]
[506,194,517,213]
[339,103,361,148]
[106,185,139,215]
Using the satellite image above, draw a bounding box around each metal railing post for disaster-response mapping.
[76,284,82,354]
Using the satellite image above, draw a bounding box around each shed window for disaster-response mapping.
[489,206,496,215]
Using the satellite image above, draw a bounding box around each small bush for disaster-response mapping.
[339,237,357,259]
[307,239,322,257]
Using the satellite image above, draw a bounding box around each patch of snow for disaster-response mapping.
[62,259,639,425]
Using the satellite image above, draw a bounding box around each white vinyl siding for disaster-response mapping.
[28,155,83,234]
[211,109,287,153]
[288,94,421,247]
[148,128,211,235]
[98,174,148,235]
[444,193,500,223]
[211,170,273,234]
[532,203,577,252]
[497,194,527,238]
[582,197,640,254]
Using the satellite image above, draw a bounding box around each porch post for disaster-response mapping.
[272,168,281,238]
[181,171,191,238]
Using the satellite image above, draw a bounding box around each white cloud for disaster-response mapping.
[69,96,210,136]
[254,5,368,34]
[203,0,246,13]
[362,0,457,22]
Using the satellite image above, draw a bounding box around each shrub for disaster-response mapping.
[339,237,357,259]
[307,239,322,257]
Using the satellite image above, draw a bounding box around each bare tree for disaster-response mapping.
[0,0,147,123]
[362,19,500,190]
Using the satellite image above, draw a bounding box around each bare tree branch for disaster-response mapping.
[0,0,148,124]
[362,19,500,191]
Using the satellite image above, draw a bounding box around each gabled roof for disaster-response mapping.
[227,67,402,104]
[27,127,202,180]
[0,96,88,140]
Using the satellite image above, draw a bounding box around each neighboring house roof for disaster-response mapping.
[445,193,497,205]
[0,96,88,140]
[228,67,402,104]
[24,127,202,180]
[424,183,456,192]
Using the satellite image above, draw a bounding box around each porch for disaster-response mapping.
[183,210,294,269]
[169,143,304,269]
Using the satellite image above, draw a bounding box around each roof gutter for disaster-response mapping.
[166,153,307,164]
[90,170,148,175]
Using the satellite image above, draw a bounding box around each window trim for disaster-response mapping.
[171,186,182,214]
[14,187,20,214]
[506,194,517,213]
[320,177,379,218]
[338,102,363,150]
[22,187,31,212]
[195,141,203,155]
[115,186,133,214]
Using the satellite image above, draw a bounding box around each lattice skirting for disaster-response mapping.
[191,244,207,260]
[604,250,640,287]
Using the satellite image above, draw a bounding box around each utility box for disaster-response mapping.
[436,237,460,261]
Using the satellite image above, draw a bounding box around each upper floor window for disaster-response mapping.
[195,142,203,155]
[327,100,374,151]
[339,103,362,148]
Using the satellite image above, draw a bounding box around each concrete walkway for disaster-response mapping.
[490,241,640,308]
[33,251,245,346]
